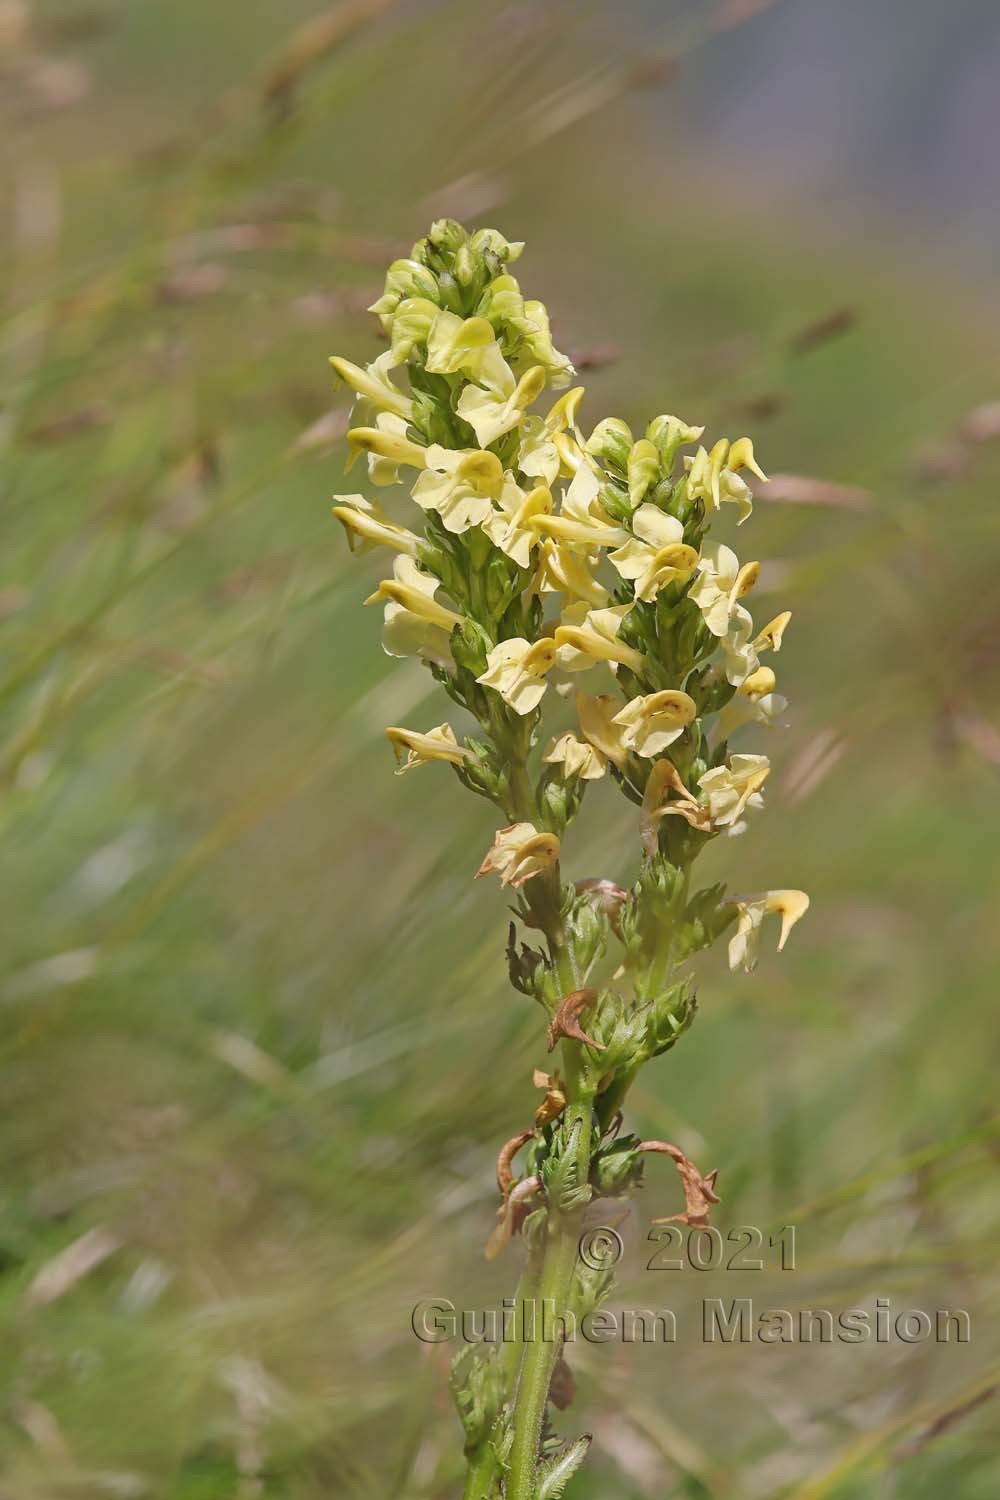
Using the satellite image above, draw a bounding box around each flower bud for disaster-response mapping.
[389,297,438,362]
[586,417,633,473]
[647,414,705,471]
[368,258,440,326]
[428,217,468,253]
[470,227,524,264]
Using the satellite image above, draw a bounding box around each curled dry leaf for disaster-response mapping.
[533,1068,567,1127]
[547,989,604,1053]
[496,1129,535,1198]
[641,1140,720,1229]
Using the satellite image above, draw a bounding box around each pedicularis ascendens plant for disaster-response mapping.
[330,220,809,1500]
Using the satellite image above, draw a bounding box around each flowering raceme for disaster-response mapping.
[330,220,809,1500]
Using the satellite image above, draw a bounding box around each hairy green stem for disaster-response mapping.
[505,1095,593,1500]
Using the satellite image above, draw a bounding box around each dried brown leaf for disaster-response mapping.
[547,989,603,1053]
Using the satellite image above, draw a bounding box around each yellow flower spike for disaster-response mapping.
[384,724,470,774]
[728,437,768,483]
[543,731,607,781]
[611,690,697,758]
[476,636,558,715]
[754,611,792,652]
[329,355,412,418]
[411,445,504,534]
[331,496,419,556]
[609,503,699,602]
[575,691,630,770]
[476,823,561,888]
[346,423,427,472]
[554,604,644,675]
[698,753,770,829]
[627,439,660,508]
[728,889,810,972]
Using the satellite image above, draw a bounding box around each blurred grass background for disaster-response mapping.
[2,0,999,1496]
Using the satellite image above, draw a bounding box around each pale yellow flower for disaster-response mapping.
[612,690,697,758]
[530,461,627,550]
[532,538,609,607]
[688,542,760,638]
[476,822,560,888]
[330,351,411,419]
[519,387,586,485]
[728,890,810,973]
[384,723,470,774]
[575,691,630,769]
[456,362,547,447]
[543,731,606,780]
[698,753,770,828]
[684,436,766,524]
[331,495,419,556]
[365,556,462,667]
[411,445,504,534]
[608,504,699,602]
[476,635,558,715]
[717,666,788,738]
[719,609,761,688]
[425,310,510,390]
[554,603,644,675]
[347,417,427,487]
[484,481,553,568]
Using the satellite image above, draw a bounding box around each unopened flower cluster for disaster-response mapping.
[332,218,808,981]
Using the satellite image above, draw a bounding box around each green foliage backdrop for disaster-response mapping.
[1,2,998,1496]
